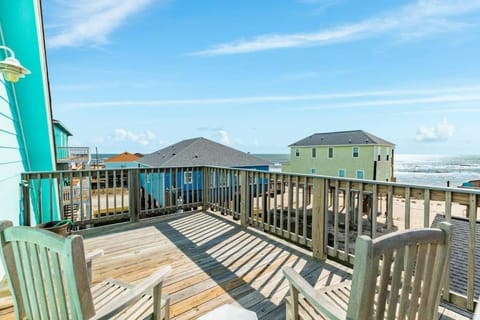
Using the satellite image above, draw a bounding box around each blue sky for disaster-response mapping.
[42,0,480,155]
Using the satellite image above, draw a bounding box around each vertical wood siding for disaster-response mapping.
[0,76,25,225]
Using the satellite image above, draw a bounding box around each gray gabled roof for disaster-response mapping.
[431,214,480,299]
[138,137,272,168]
[289,130,394,147]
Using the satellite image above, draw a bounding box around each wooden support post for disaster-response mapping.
[202,167,209,211]
[467,194,476,311]
[240,171,248,227]
[312,178,326,260]
[128,169,140,223]
[21,175,31,226]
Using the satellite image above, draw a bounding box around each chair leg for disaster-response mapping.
[285,296,295,320]
[163,295,170,320]
[152,283,163,320]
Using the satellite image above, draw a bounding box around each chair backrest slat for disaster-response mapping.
[50,248,69,318]
[38,245,58,318]
[28,242,50,319]
[375,250,394,319]
[408,243,428,318]
[397,244,417,319]
[386,246,406,319]
[347,222,452,320]
[10,241,31,318]
[0,221,95,320]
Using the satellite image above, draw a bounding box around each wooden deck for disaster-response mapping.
[0,211,473,319]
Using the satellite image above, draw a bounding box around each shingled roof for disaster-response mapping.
[289,130,394,147]
[105,152,142,163]
[432,214,480,299]
[138,137,272,168]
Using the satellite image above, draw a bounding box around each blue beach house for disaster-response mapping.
[0,0,58,287]
[137,137,272,207]
[104,151,143,169]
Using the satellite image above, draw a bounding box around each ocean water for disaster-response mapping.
[93,153,480,188]
[254,154,290,164]
[395,154,480,188]
[256,153,480,188]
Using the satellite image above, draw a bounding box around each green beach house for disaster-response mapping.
[282,130,395,181]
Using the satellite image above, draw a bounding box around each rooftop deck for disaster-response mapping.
[1,211,472,319]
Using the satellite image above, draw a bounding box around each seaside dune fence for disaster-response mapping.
[21,166,480,312]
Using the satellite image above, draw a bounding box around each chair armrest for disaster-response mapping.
[94,265,172,320]
[85,249,104,284]
[86,249,104,262]
[282,267,345,320]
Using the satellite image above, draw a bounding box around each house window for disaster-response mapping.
[311,148,316,158]
[328,147,334,158]
[184,171,193,184]
[377,154,381,161]
[295,148,300,157]
[356,170,364,179]
[219,174,228,187]
[209,172,215,187]
[338,169,345,177]
[353,147,359,158]
[386,154,390,161]
[311,168,316,174]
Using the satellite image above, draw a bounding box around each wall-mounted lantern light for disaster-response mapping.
[0,45,30,83]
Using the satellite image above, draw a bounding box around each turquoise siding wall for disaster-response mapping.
[1,1,56,173]
[1,0,58,225]
[54,125,68,160]
[0,71,26,225]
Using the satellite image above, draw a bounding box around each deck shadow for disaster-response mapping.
[154,211,351,319]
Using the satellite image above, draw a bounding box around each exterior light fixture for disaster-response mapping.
[0,45,30,83]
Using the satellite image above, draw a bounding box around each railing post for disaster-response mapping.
[240,170,248,227]
[202,167,209,211]
[312,177,327,260]
[21,175,31,226]
[128,169,140,223]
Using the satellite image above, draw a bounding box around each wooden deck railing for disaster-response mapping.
[21,166,480,312]
[56,146,90,163]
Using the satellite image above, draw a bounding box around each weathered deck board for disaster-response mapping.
[0,211,472,319]
[87,211,353,319]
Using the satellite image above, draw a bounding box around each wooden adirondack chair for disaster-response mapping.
[283,221,452,320]
[0,220,171,320]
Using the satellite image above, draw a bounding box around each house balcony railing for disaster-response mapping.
[56,146,90,163]
[21,166,480,313]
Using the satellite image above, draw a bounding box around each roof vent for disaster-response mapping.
[172,153,176,156]
[365,139,369,144]
[193,154,199,159]
[348,139,352,144]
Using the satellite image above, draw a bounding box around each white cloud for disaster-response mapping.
[45,0,158,48]
[280,71,318,81]
[60,85,480,109]
[416,118,455,142]
[112,128,156,146]
[191,0,480,56]
[217,130,231,146]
